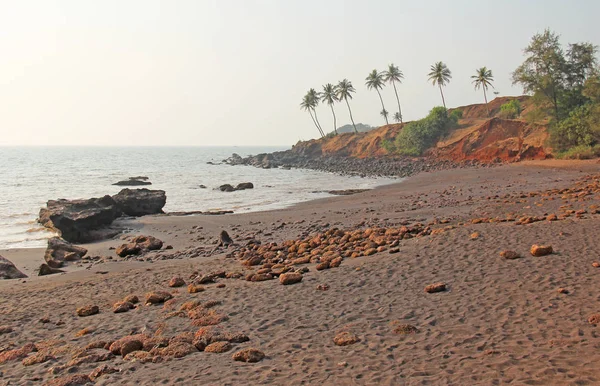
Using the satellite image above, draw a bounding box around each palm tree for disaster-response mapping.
[428,62,452,108]
[300,93,324,138]
[471,67,494,116]
[365,69,389,124]
[380,109,389,122]
[383,63,404,123]
[393,112,402,123]
[320,83,339,135]
[336,79,358,133]
[307,88,324,135]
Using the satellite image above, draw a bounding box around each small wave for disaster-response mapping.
[26,227,53,234]
[5,212,33,218]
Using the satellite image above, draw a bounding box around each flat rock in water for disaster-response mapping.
[0,255,27,280]
[111,188,166,216]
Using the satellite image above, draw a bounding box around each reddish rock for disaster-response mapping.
[123,295,139,304]
[216,283,226,288]
[333,332,360,346]
[76,305,99,317]
[557,288,569,294]
[316,261,330,271]
[279,272,303,285]
[145,291,172,305]
[232,348,265,363]
[109,335,146,356]
[204,341,232,353]
[88,365,119,381]
[169,276,185,288]
[0,325,13,334]
[113,301,135,313]
[316,284,330,291]
[500,250,521,260]
[150,342,197,358]
[589,314,600,325]
[188,284,205,293]
[593,262,600,268]
[392,324,419,335]
[424,282,447,293]
[530,245,553,257]
[22,351,54,366]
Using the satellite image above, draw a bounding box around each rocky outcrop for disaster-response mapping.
[44,237,88,268]
[112,188,166,217]
[112,176,152,186]
[38,196,120,243]
[38,263,65,276]
[218,183,254,192]
[0,255,27,280]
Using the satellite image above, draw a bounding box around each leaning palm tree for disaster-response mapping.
[320,83,339,135]
[307,88,324,135]
[336,79,358,133]
[365,69,389,125]
[471,67,494,116]
[300,93,324,138]
[393,112,402,123]
[428,61,452,108]
[383,63,404,123]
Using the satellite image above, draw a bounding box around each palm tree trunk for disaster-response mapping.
[439,84,446,109]
[330,104,337,135]
[308,108,324,138]
[376,89,389,125]
[345,98,358,134]
[483,88,489,117]
[392,81,403,123]
[313,108,324,136]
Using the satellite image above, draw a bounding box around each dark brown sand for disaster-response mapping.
[2,159,600,385]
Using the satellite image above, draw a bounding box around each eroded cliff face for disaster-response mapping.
[291,96,550,162]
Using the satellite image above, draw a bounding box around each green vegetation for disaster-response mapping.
[498,100,522,119]
[428,62,452,108]
[300,91,324,138]
[393,107,458,156]
[555,144,600,160]
[336,79,358,134]
[365,69,389,125]
[320,84,339,135]
[471,67,494,116]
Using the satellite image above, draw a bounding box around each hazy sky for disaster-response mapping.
[1,0,599,146]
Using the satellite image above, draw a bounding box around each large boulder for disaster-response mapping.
[38,196,120,243]
[0,255,27,280]
[112,189,166,217]
[44,237,88,268]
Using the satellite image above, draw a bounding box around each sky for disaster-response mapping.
[0,0,599,146]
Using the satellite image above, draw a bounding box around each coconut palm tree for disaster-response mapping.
[380,109,389,122]
[307,88,324,135]
[428,62,452,108]
[336,79,358,133]
[383,63,404,123]
[365,69,389,124]
[393,112,402,123]
[320,83,339,135]
[300,92,324,138]
[471,67,495,116]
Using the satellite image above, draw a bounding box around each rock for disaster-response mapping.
[279,272,303,285]
[204,341,232,353]
[44,237,88,268]
[88,365,119,382]
[38,263,65,276]
[0,343,37,364]
[145,291,172,305]
[169,276,185,287]
[112,177,152,186]
[188,284,205,293]
[530,244,553,257]
[22,352,54,366]
[470,232,480,240]
[123,295,139,304]
[38,196,120,243]
[116,235,163,257]
[219,230,234,246]
[42,374,92,386]
[0,325,13,334]
[76,305,99,317]
[589,314,600,325]
[219,184,235,192]
[150,342,197,358]
[392,323,419,334]
[424,282,447,293]
[235,182,254,190]
[500,250,521,260]
[333,332,360,346]
[232,348,265,363]
[557,288,569,294]
[316,284,330,291]
[120,340,143,357]
[0,255,27,280]
[113,301,134,313]
[112,188,166,216]
[109,335,146,356]
[546,214,558,221]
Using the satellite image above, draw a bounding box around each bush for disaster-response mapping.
[394,107,458,156]
[498,100,522,119]
[555,144,600,159]
[549,104,600,151]
[381,139,396,153]
[450,109,463,121]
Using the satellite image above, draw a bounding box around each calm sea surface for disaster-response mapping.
[0,146,398,249]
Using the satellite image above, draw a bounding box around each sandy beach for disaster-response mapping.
[2,159,600,385]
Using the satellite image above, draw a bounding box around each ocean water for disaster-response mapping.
[0,146,398,249]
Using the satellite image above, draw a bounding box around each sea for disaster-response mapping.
[0,146,398,249]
